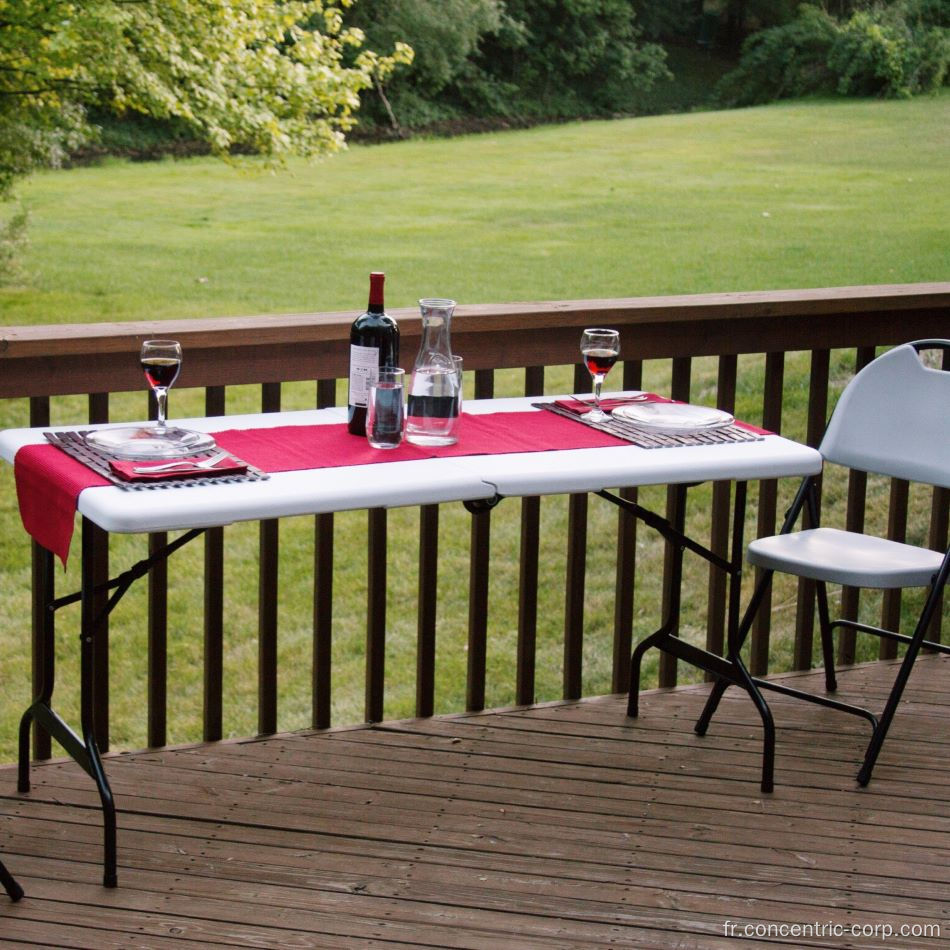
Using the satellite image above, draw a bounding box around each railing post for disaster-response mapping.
[258,382,281,735]
[466,369,495,712]
[203,385,226,741]
[837,346,876,666]
[366,507,388,723]
[611,359,642,694]
[793,349,829,671]
[749,351,785,677]
[146,390,168,749]
[516,365,545,705]
[313,378,336,730]
[563,363,590,701]
[88,393,110,751]
[416,504,439,718]
[29,396,54,761]
[704,355,737,674]
[658,357,691,688]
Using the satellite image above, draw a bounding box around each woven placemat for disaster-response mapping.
[45,430,269,491]
[535,402,763,449]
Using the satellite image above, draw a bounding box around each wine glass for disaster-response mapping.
[86,338,215,459]
[580,328,620,422]
[141,339,182,435]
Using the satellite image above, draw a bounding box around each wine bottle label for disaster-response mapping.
[349,344,380,407]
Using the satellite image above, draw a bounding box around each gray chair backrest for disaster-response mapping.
[819,341,950,490]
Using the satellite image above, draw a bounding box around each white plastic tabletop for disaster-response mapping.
[0,395,822,535]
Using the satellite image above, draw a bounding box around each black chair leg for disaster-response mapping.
[815,580,838,692]
[0,860,23,902]
[694,564,777,736]
[858,559,949,786]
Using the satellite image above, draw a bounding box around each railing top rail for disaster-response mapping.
[2,283,947,355]
[0,283,947,398]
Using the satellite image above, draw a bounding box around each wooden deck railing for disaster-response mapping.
[1,283,948,760]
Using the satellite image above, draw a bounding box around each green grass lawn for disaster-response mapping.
[0,95,947,762]
[2,94,947,323]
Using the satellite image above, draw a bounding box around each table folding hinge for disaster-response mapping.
[464,495,502,514]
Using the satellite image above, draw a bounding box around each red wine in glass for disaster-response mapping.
[580,328,620,422]
[140,339,182,433]
[141,356,182,390]
[584,348,619,377]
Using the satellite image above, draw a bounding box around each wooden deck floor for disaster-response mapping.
[1,656,948,948]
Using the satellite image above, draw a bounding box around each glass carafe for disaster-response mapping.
[406,298,461,446]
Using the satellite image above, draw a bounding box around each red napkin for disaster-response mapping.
[554,393,673,415]
[109,455,247,482]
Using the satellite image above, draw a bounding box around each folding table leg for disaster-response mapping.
[0,859,23,902]
[80,610,117,888]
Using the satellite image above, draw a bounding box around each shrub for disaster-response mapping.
[0,204,29,286]
[716,1,950,105]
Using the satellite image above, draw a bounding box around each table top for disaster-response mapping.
[0,394,822,535]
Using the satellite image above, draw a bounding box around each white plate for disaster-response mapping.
[612,402,734,433]
[86,426,217,460]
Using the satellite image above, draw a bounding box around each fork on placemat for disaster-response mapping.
[132,450,230,474]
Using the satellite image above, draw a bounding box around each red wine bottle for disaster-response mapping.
[347,272,399,435]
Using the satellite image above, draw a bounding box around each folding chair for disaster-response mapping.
[695,340,950,789]
[0,857,23,901]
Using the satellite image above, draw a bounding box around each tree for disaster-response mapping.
[0,0,412,201]
[475,0,670,117]
[716,0,949,105]
[346,0,503,129]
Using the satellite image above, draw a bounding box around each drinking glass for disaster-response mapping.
[366,367,405,449]
[141,339,182,435]
[580,328,620,422]
[452,355,464,417]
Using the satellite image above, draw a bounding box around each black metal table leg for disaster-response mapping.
[80,534,118,888]
[599,482,780,792]
[15,522,205,888]
[0,859,23,901]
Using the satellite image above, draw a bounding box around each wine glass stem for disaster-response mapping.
[155,388,168,430]
[593,376,604,412]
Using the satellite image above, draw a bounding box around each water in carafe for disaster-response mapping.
[406,298,460,446]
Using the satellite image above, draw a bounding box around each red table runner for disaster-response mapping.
[15,410,627,566]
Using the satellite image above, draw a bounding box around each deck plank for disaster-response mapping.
[1,657,948,948]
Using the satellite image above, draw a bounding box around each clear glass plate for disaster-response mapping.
[85,426,216,460]
[612,402,734,433]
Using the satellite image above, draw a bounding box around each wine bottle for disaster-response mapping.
[347,271,399,435]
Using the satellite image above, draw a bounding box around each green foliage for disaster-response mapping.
[348,0,670,130]
[475,0,670,116]
[0,0,411,199]
[0,203,27,286]
[631,0,702,41]
[346,0,504,128]
[717,1,950,104]
[716,5,839,103]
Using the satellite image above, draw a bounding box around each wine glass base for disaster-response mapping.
[86,425,216,460]
[585,409,609,423]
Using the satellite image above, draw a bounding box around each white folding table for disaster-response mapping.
[1,394,823,886]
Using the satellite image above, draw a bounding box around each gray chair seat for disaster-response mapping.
[748,527,944,589]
